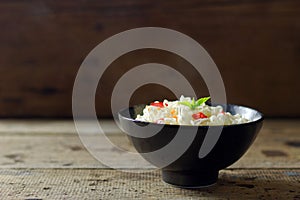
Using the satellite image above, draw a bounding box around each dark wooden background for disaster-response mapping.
[0,0,299,118]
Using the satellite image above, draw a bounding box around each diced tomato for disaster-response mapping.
[150,102,164,108]
[192,112,208,119]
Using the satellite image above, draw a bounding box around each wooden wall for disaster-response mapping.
[0,0,299,117]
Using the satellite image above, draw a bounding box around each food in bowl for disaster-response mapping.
[136,96,249,126]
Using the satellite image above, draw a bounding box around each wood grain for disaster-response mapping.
[0,0,299,117]
[0,119,298,169]
[0,169,299,199]
[0,119,299,199]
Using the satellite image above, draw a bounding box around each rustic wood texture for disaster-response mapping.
[0,169,299,200]
[0,120,299,169]
[0,0,299,117]
[0,119,299,199]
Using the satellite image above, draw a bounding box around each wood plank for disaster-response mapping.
[0,120,119,134]
[1,119,300,134]
[0,120,299,169]
[0,169,299,199]
[0,0,299,117]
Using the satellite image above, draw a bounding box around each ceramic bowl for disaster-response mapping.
[118,104,263,188]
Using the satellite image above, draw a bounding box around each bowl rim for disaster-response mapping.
[118,104,264,128]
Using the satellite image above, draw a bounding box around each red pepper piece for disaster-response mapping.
[192,112,208,119]
[150,102,164,108]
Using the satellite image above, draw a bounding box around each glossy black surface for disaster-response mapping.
[119,104,264,188]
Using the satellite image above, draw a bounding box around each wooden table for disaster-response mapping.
[0,120,299,199]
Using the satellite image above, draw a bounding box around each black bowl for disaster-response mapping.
[118,104,263,188]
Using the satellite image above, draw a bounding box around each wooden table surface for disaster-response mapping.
[0,119,299,200]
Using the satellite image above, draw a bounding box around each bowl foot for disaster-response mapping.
[162,170,218,188]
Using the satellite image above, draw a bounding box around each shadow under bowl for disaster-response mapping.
[118,104,264,188]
